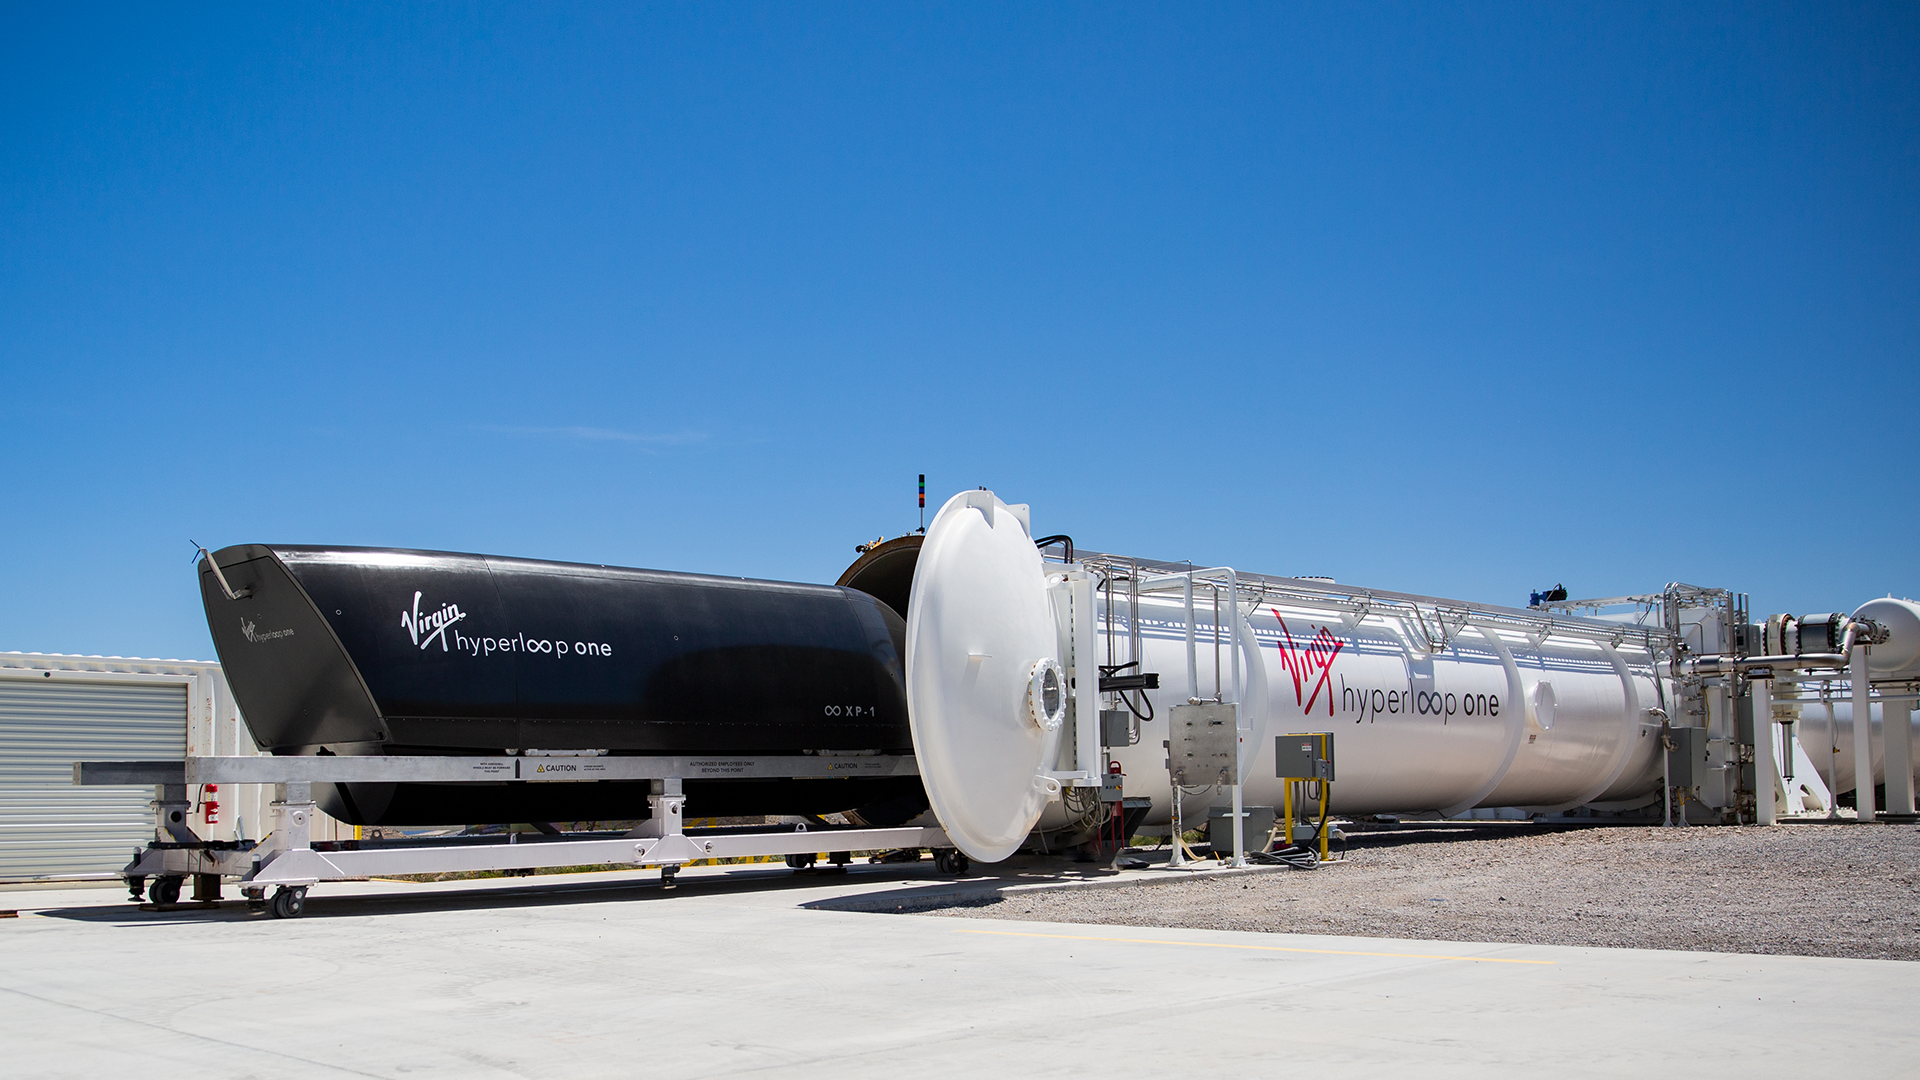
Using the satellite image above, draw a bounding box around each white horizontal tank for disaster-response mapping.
[1036,576,1667,832]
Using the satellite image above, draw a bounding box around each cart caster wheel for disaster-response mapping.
[934,850,970,876]
[148,875,183,905]
[785,853,817,870]
[268,886,307,919]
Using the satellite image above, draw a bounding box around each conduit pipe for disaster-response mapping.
[1682,620,1882,677]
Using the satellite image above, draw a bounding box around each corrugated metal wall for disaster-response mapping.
[0,679,187,880]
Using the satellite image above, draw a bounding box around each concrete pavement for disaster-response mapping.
[2,861,1912,1077]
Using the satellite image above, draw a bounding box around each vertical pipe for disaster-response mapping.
[1212,583,1221,702]
[1230,774,1246,868]
[1229,573,1241,707]
[1169,568,1187,870]
[1184,573,1197,703]
[1169,782,1185,868]
[1228,572,1244,867]
[1103,572,1115,673]
[1714,683,1730,819]
[1776,672,1795,785]
[1662,718,1673,828]
[1753,679,1776,825]
[1825,695,1842,821]
[1852,647,1876,822]
[1128,561,1140,674]
[1886,696,1915,816]
[1173,568,1194,869]
[1072,574,1099,785]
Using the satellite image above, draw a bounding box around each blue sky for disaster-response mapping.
[3,3,1915,660]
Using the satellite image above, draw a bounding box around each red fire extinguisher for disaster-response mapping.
[202,784,220,826]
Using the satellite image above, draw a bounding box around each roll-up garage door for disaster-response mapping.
[0,679,186,880]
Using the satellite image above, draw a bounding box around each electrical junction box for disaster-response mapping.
[1667,726,1709,789]
[1275,733,1335,781]
[1208,804,1276,854]
[1100,708,1133,748]
[1170,703,1238,786]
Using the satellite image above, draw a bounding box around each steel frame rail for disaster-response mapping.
[73,754,950,915]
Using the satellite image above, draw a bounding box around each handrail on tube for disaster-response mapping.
[1133,567,1242,705]
[1096,552,1670,655]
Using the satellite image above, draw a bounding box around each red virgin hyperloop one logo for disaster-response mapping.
[1273,609,1344,717]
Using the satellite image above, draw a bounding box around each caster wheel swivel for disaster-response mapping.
[148,875,183,906]
[268,886,307,919]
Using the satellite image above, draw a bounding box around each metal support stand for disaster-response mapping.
[80,755,951,918]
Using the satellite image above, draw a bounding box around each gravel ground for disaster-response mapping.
[916,823,1920,960]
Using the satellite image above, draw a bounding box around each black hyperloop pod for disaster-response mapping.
[198,544,927,827]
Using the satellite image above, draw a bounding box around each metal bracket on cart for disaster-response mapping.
[74,754,955,918]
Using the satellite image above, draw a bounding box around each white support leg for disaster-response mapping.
[1885,698,1915,816]
[639,777,686,839]
[1753,680,1776,825]
[1852,648,1876,822]
[272,782,315,852]
[633,778,705,871]
[1068,572,1100,783]
[154,783,196,843]
[1229,782,1246,868]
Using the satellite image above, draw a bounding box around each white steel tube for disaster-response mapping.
[1851,647,1876,822]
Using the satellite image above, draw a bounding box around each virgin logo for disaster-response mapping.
[240,618,293,643]
[1273,610,1344,717]
[401,591,467,652]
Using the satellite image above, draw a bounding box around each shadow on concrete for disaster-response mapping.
[808,826,1620,916]
[27,861,980,925]
[801,858,1124,916]
[26,825,1614,925]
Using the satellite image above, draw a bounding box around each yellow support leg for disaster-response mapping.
[1282,780,1293,851]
